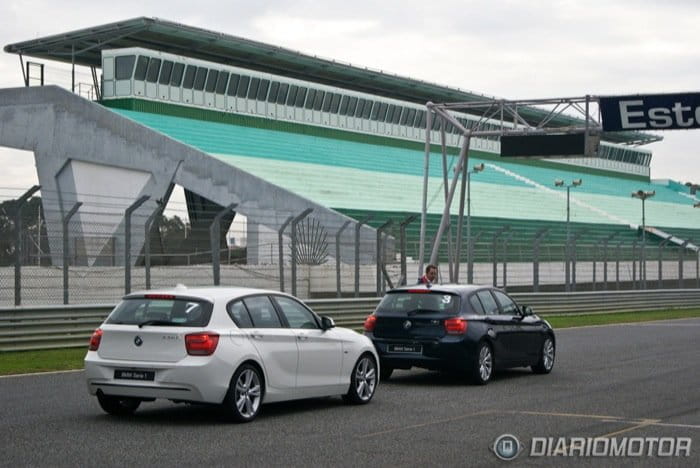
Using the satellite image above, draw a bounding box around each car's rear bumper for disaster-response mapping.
[367,335,478,372]
[84,351,231,403]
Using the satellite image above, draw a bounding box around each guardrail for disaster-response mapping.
[1,290,699,352]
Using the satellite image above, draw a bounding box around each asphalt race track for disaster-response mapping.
[1,318,699,467]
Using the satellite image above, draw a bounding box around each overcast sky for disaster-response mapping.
[1,0,699,193]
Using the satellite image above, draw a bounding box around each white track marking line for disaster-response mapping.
[0,369,84,379]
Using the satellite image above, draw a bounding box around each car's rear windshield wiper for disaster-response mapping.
[138,320,175,328]
[406,308,436,316]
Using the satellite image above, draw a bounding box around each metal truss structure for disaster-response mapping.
[417,96,639,280]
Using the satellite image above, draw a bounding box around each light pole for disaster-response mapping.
[554,178,582,292]
[631,189,655,289]
[466,163,485,284]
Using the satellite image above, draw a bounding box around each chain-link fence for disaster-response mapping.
[1,186,699,306]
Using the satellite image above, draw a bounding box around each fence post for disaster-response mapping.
[278,215,294,292]
[355,216,372,298]
[502,231,514,291]
[696,245,699,289]
[210,203,237,286]
[601,232,620,291]
[62,202,82,305]
[678,241,689,289]
[591,244,597,291]
[678,240,688,289]
[124,195,150,295]
[615,240,623,290]
[144,204,165,290]
[335,220,351,297]
[684,238,697,289]
[492,226,511,287]
[570,229,587,292]
[376,220,394,295]
[658,237,671,289]
[399,215,417,286]
[532,228,549,293]
[13,185,40,306]
[468,231,482,284]
[291,209,313,297]
[631,240,638,289]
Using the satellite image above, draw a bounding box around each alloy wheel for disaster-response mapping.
[479,344,493,381]
[234,368,261,418]
[543,338,555,371]
[354,356,377,401]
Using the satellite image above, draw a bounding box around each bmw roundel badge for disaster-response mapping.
[403,320,412,330]
[134,335,143,347]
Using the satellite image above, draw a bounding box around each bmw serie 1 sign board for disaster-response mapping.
[600,92,700,131]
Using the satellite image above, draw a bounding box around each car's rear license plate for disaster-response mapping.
[114,369,155,381]
[388,344,422,353]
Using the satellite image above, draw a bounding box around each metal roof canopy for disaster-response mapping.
[4,17,659,147]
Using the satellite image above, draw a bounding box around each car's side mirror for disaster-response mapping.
[321,316,336,330]
[521,305,534,316]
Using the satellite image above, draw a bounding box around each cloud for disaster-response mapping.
[0,0,699,186]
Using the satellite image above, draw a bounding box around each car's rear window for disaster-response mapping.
[375,292,460,316]
[105,297,214,327]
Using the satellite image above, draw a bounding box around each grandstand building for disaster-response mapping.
[1,17,699,290]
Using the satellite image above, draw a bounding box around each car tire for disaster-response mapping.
[470,341,494,385]
[343,353,378,405]
[379,363,394,381]
[96,392,141,416]
[532,335,555,374]
[222,363,264,423]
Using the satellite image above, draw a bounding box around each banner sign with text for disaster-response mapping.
[600,92,700,131]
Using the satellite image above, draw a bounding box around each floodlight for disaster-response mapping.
[554,179,564,187]
[631,190,655,200]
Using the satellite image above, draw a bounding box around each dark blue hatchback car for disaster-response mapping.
[364,284,555,384]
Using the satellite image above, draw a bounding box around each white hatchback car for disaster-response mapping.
[85,286,379,422]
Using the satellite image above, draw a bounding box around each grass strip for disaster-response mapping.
[0,348,86,376]
[1,308,699,376]
[545,308,700,328]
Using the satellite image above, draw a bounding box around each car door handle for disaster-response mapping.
[250,333,263,340]
[297,335,309,341]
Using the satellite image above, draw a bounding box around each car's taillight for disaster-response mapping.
[364,314,377,332]
[444,318,468,335]
[185,333,220,356]
[88,328,103,351]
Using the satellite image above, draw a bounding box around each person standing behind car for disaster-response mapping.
[418,264,438,284]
